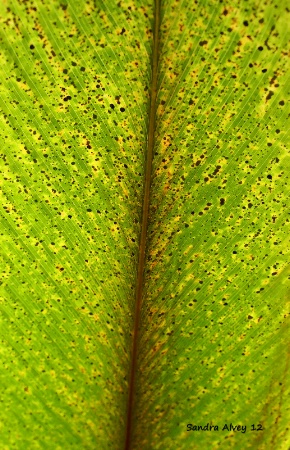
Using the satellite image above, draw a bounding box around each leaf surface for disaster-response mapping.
[0,1,289,449]
[132,1,290,449]
[0,1,152,448]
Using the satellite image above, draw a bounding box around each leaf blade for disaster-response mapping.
[0,0,153,448]
[133,0,290,448]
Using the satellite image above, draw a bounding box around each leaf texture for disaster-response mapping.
[0,0,289,449]
[132,1,290,449]
[0,1,152,448]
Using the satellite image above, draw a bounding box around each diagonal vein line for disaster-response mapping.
[124,1,161,448]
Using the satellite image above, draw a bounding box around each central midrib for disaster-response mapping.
[124,1,161,448]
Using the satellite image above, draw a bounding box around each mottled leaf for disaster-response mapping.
[133,1,290,449]
[0,0,289,449]
[0,1,152,448]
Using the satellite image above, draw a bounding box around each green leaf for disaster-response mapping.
[0,1,152,448]
[132,1,290,449]
[0,0,289,449]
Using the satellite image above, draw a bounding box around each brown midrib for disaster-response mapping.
[124,1,161,449]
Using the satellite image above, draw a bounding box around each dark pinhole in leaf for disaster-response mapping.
[266,91,274,101]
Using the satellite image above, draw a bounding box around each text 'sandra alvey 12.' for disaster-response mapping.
[186,423,265,433]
